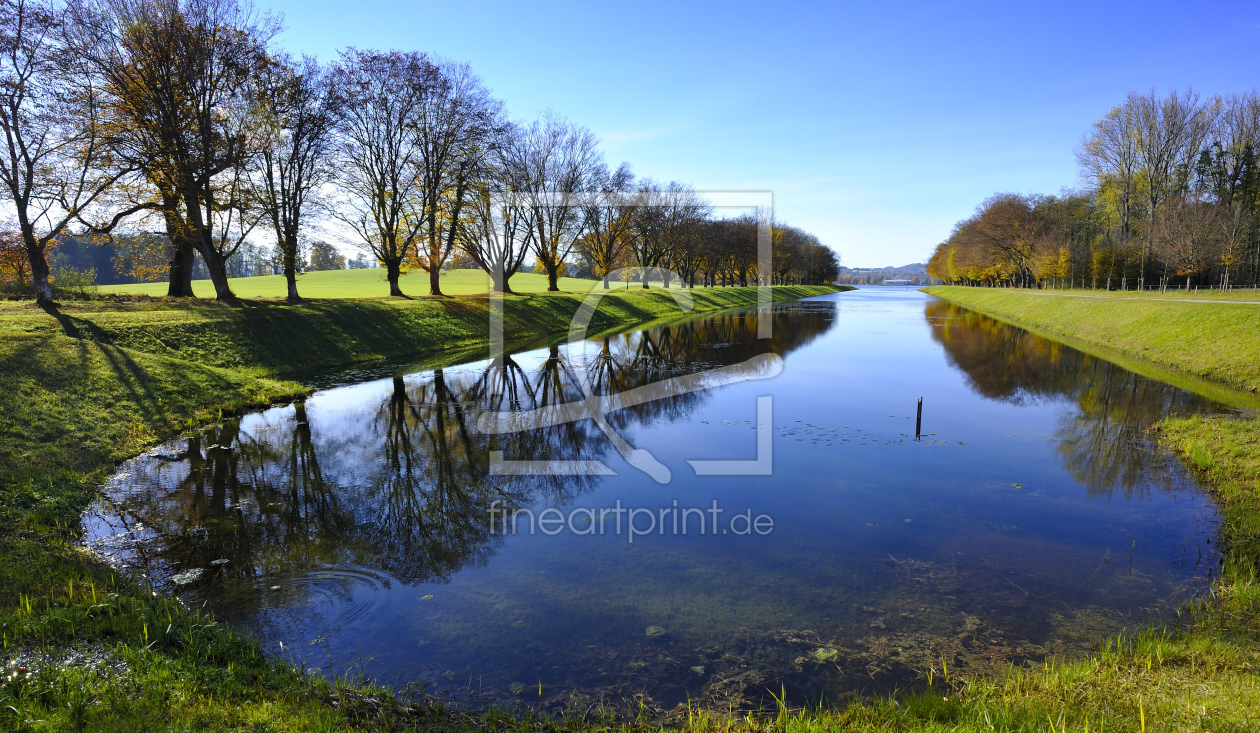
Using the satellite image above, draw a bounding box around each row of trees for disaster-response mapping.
[928,88,1260,290]
[0,0,837,304]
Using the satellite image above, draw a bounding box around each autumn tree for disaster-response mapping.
[253,53,337,300]
[0,0,142,304]
[578,162,635,289]
[307,240,344,271]
[0,228,33,288]
[327,49,440,296]
[68,0,277,301]
[1153,194,1225,287]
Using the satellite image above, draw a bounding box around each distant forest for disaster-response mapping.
[835,263,934,285]
[929,88,1260,290]
[18,237,371,287]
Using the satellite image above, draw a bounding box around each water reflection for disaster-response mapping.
[925,299,1227,498]
[86,294,1224,715]
[91,308,832,606]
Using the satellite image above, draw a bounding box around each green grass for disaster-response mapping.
[922,286,1260,396]
[0,286,833,376]
[97,267,610,299]
[976,285,1260,302]
[14,281,1260,731]
[0,285,856,732]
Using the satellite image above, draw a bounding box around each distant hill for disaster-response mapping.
[835,262,936,285]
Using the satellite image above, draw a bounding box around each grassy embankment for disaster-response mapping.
[1,279,855,732]
[884,284,1260,732]
[920,286,1260,395]
[95,267,606,299]
[11,279,1259,731]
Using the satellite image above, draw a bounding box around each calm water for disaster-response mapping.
[86,288,1228,713]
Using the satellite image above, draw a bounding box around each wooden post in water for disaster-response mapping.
[915,397,923,440]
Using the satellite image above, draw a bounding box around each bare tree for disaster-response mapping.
[1077,100,1142,288]
[0,0,141,304]
[658,185,710,288]
[410,60,500,296]
[1133,88,1214,286]
[460,122,534,293]
[253,53,337,301]
[578,162,635,289]
[518,112,600,291]
[629,180,669,287]
[327,48,439,296]
[1197,91,1260,288]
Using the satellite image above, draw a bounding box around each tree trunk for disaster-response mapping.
[386,259,404,296]
[166,242,194,297]
[284,235,301,301]
[602,275,609,289]
[167,249,183,296]
[177,244,195,295]
[430,266,443,297]
[163,197,194,296]
[201,249,234,301]
[29,245,53,305]
[547,263,559,292]
[490,265,514,294]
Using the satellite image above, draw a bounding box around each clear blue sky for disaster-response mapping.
[266,0,1260,267]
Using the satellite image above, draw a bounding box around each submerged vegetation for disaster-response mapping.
[6,283,1260,731]
[911,284,1260,731]
[1,285,873,731]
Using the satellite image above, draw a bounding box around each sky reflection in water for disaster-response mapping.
[86,288,1227,712]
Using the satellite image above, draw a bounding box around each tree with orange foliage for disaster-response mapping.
[0,0,144,304]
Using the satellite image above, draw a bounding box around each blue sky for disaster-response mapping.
[266,0,1260,267]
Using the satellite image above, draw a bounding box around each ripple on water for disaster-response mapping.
[253,566,396,654]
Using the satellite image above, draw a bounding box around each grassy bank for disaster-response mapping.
[921,286,1260,395]
[1,285,852,731]
[891,284,1260,730]
[0,285,834,377]
[14,282,1260,731]
[95,267,603,299]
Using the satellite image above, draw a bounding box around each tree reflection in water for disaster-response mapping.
[82,298,1233,713]
[90,305,834,615]
[925,299,1229,497]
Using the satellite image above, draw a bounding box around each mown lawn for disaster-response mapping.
[97,268,610,299]
[0,285,815,376]
[1,286,859,731]
[10,283,1260,731]
[922,286,1260,393]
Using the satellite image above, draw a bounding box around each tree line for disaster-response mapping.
[928,88,1260,291]
[0,0,837,305]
